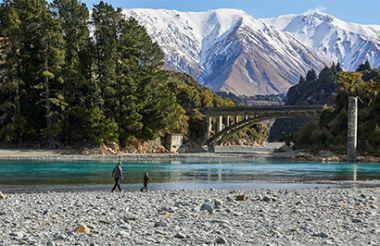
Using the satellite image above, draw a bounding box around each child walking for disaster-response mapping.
[140,172,152,192]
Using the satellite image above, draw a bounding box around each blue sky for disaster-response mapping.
[77,0,380,25]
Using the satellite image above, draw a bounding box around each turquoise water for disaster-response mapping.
[1,159,380,193]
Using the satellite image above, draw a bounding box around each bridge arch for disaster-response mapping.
[194,105,324,147]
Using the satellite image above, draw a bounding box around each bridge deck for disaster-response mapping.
[188,105,325,115]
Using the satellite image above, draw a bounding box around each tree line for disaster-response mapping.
[0,0,243,149]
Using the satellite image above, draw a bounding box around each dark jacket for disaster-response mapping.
[112,165,123,179]
[143,175,152,185]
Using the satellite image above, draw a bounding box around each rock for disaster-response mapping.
[200,203,214,212]
[9,232,23,238]
[53,234,66,240]
[76,225,91,233]
[0,191,5,199]
[160,211,170,216]
[47,241,55,246]
[80,148,90,155]
[154,222,168,227]
[352,218,362,223]
[155,230,167,235]
[210,219,229,224]
[314,232,328,238]
[214,199,222,208]
[120,224,132,230]
[262,195,272,201]
[215,237,228,244]
[123,216,137,221]
[236,195,248,201]
[174,232,186,239]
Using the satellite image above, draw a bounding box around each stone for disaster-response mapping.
[9,232,23,238]
[0,191,6,199]
[210,219,229,224]
[174,233,186,239]
[214,199,222,208]
[314,232,328,238]
[215,237,228,244]
[76,225,91,233]
[53,234,66,240]
[236,195,248,201]
[352,218,362,223]
[47,241,55,246]
[262,196,272,201]
[160,211,170,215]
[200,203,213,212]
[154,222,168,227]
[120,224,131,230]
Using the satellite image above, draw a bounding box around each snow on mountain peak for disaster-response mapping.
[122,8,331,96]
[263,12,380,71]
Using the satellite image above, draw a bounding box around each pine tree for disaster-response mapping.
[306,69,317,82]
[356,60,371,72]
[0,0,25,145]
[91,1,121,114]
[35,0,65,149]
[299,75,306,84]
[51,0,99,145]
[0,0,65,148]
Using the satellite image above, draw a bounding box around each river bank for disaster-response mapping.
[1,147,380,163]
[1,187,380,245]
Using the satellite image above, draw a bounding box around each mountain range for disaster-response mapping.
[122,9,380,96]
[263,12,380,73]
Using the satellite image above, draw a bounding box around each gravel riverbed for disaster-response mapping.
[2,187,380,246]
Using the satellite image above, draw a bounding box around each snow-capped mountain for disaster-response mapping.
[262,12,380,72]
[122,9,331,96]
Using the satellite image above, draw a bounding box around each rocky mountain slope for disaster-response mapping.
[262,12,380,72]
[122,9,331,96]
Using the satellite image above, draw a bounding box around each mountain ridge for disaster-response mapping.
[262,11,380,72]
[122,8,331,96]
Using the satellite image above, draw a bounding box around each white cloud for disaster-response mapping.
[304,6,327,14]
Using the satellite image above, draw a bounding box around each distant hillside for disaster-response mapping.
[216,92,285,106]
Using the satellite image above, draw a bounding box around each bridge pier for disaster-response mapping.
[347,97,358,162]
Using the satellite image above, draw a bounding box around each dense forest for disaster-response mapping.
[278,61,380,156]
[0,0,268,149]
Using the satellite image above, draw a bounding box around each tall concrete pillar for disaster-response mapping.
[216,115,223,133]
[204,114,211,141]
[235,115,239,124]
[347,97,358,162]
[226,116,230,127]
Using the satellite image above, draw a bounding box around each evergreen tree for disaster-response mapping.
[356,60,371,72]
[51,0,99,145]
[0,0,26,145]
[35,0,65,149]
[0,0,65,148]
[306,69,317,82]
[318,66,334,88]
[91,1,121,115]
[299,75,306,84]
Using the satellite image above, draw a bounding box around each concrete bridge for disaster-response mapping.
[190,105,324,147]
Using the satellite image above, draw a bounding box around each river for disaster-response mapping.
[1,159,380,193]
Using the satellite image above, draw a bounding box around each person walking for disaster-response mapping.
[111,162,124,192]
[140,172,152,192]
